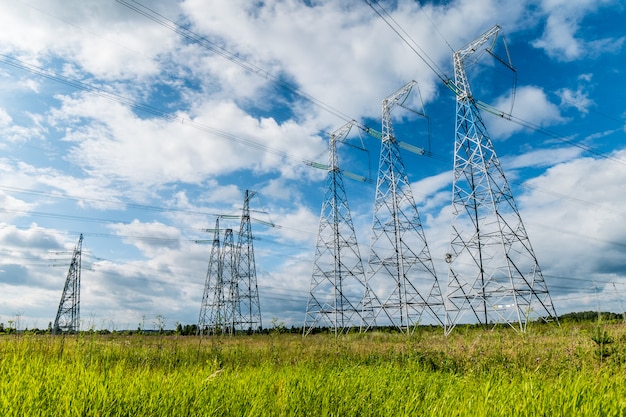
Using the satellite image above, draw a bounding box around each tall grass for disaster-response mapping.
[1,323,625,416]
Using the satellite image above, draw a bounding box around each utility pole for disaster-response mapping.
[53,234,83,334]
[445,25,558,334]
[304,121,372,335]
[366,81,445,333]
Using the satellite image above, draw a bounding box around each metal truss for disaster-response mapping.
[366,81,445,333]
[53,234,83,334]
[304,121,372,335]
[445,25,558,334]
[233,190,263,334]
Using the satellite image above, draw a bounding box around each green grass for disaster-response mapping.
[1,323,626,416]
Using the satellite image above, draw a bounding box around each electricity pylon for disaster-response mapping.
[53,234,83,334]
[233,190,263,333]
[198,191,264,335]
[197,219,223,335]
[304,121,372,336]
[198,221,237,335]
[219,228,237,334]
[444,25,558,334]
[366,81,445,333]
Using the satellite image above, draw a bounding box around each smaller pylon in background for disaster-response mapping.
[304,121,372,335]
[197,191,265,336]
[197,219,223,335]
[233,190,263,333]
[53,234,83,334]
[197,221,238,335]
[219,228,237,334]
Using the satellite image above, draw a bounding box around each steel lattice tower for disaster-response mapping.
[233,190,263,334]
[197,221,237,335]
[445,25,558,333]
[53,234,83,334]
[197,219,222,335]
[219,228,237,334]
[304,121,372,336]
[366,81,445,333]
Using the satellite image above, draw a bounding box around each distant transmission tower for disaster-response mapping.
[197,191,264,335]
[53,234,83,334]
[445,25,558,333]
[197,219,231,335]
[233,190,263,333]
[303,121,371,335]
[366,81,445,333]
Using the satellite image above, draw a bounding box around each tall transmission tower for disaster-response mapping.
[366,81,445,333]
[233,190,263,334]
[303,121,372,336]
[53,234,83,334]
[444,25,558,333]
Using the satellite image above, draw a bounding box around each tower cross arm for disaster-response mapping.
[455,24,501,61]
[450,24,502,99]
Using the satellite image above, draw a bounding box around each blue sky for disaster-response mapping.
[0,0,625,330]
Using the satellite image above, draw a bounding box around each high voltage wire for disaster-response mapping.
[0,54,320,167]
[6,0,623,181]
[364,0,449,84]
[114,0,359,127]
[363,0,626,167]
[0,184,224,218]
[121,0,625,169]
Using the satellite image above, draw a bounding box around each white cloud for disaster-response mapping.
[109,219,181,257]
[484,85,564,139]
[502,146,583,169]
[557,87,594,114]
[532,0,622,61]
[48,92,327,190]
[0,108,11,126]
[518,150,626,287]
[0,0,179,80]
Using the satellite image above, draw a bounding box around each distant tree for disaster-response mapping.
[559,311,622,323]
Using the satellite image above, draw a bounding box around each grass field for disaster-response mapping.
[1,322,626,416]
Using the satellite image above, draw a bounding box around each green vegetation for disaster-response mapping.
[2,322,626,416]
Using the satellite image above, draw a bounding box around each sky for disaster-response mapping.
[0,0,625,331]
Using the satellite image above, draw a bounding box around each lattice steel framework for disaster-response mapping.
[53,234,83,334]
[366,81,445,333]
[304,121,372,335]
[197,219,222,335]
[233,190,263,333]
[445,25,558,334]
[197,220,238,335]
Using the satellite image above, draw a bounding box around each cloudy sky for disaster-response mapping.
[0,0,624,330]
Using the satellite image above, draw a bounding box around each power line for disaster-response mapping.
[363,1,626,167]
[114,0,359,127]
[0,54,324,167]
[363,0,449,84]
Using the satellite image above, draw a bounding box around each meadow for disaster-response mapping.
[1,321,626,416]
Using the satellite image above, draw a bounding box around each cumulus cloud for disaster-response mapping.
[532,0,623,61]
[484,85,565,140]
